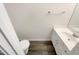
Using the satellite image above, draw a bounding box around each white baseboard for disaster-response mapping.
[20,38,50,41]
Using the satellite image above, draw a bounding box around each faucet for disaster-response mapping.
[72,33,79,38]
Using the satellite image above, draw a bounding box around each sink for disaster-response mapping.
[69,27,79,38]
[63,32,79,39]
[53,27,79,54]
[54,27,79,51]
[62,32,79,51]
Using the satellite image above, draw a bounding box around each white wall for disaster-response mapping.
[69,4,79,27]
[4,3,76,41]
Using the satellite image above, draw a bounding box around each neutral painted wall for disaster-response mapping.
[69,4,79,27]
[4,3,76,41]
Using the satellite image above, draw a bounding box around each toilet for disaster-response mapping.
[20,39,30,54]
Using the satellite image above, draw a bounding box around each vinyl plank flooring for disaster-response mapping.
[27,41,56,55]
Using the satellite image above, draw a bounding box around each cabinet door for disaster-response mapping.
[59,39,70,54]
[51,30,64,55]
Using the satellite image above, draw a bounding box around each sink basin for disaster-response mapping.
[62,32,79,51]
[69,27,79,38]
[63,32,79,39]
[54,27,79,51]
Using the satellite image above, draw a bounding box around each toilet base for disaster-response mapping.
[20,40,30,54]
[24,49,28,54]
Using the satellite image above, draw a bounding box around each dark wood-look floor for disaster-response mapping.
[27,41,56,55]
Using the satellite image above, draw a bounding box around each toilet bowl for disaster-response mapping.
[20,39,30,54]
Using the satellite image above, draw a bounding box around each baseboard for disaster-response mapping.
[20,38,51,41]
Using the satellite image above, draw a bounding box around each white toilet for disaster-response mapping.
[20,39,30,54]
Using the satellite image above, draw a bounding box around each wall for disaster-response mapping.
[4,3,76,41]
[69,4,79,27]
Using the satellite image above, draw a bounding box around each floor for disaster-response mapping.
[27,41,56,55]
[0,41,56,55]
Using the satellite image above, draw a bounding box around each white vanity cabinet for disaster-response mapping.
[51,27,79,55]
[51,29,68,55]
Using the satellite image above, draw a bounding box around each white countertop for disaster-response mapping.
[54,27,79,51]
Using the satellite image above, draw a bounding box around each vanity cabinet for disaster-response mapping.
[51,29,68,55]
[51,27,79,55]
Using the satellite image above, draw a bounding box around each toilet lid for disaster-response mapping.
[20,40,30,50]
